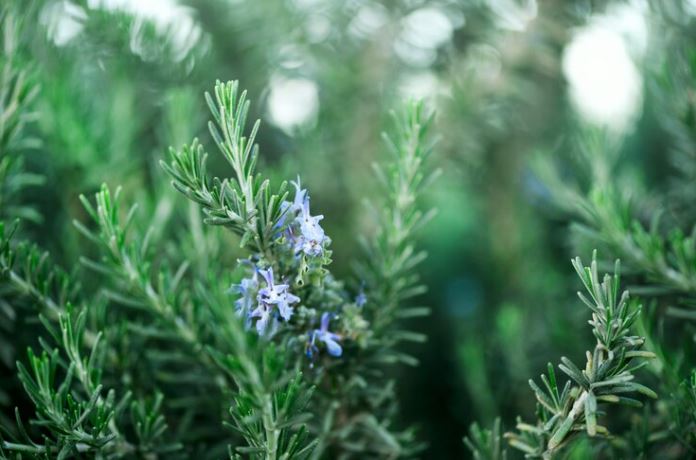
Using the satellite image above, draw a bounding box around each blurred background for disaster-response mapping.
[6,0,694,457]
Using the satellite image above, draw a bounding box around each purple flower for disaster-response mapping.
[277,177,307,231]
[257,267,300,322]
[355,291,367,308]
[230,271,259,318]
[295,199,327,257]
[289,177,307,214]
[250,303,277,336]
[307,312,343,358]
[231,265,301,336]
[275,176,328,257]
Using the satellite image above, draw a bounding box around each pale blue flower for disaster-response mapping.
[276,177,307,231]
[307,312,343,358]
[250,303,277,336]
[295,199,327,257]
[275,176,328,257]
[289,177,307,214]
[355,291,367,308]
[257,267,300,322]
[230,271,258,319]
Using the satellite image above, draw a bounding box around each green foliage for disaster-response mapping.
[358,102,437,342]
[464,418,506,460]
[162,80,436,459]
[469,253,656,459]
[1,54,436,457]
[535,136,696,296]
[0,224,178,459]
[163,80,288,252]
[0,4,41,223]
[77,99,316,457]
[460,4,696,456]
[10,310,123,458]
[7,0,696,459]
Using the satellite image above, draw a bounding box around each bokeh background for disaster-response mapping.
[7,0,694,457]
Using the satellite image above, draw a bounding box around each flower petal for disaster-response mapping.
[277,301,294,321]
[256,311,271,335]
[324,338,343,357]
[320,312,331,332]
[259,268,274,288]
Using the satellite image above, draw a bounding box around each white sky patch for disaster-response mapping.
[395,7,454,67]
[488,0,537,32]
[348,3,389,39]
[687,0,696,15]
[267,77,319,134]
[88,0,201,60]
[291,0,326,10]
[402,8,454,49]
[562,1,647,131]
[465,44,502,82]
[41,1,87,46]
[277,44,308,70]
[399,71,440,100]
[305,13,332,43]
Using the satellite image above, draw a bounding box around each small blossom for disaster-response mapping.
[275,176,328,257]
[276,177,307,230]
[295,199,327,257]
[307,312,343,358]
[289,177,307,214]
[250,303,277,336]
[230,271,259,318]
[257,267,300,322]
[355,291,367,308]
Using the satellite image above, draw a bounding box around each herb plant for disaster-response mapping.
[0,49,436,458]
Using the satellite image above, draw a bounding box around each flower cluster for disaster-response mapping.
[230,177,344,359]
[232,267,299,336]
[279,178,330,258]
[254,267,300,335]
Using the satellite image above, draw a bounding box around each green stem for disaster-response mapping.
[547,390,588,451]
[263,394,279,460]
[231,327,286,459]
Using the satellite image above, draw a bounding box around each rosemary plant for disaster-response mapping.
[161,80,437,458]
[0,75,436,459]
[464,7,696,457]
[466,252,655,459]
[11,1,696,458]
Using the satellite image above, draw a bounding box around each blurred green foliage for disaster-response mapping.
[3,0,696,458]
